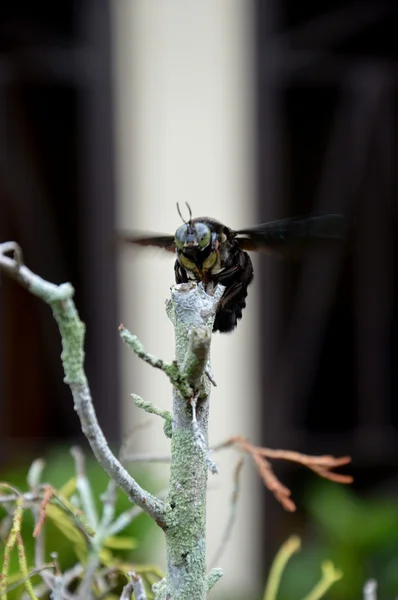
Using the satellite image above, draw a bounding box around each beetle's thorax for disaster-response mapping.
[176,225,236,285]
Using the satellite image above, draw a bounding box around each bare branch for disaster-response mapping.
[212,435,352,511]
[6,564,53,594]
[253,447,352,484]
[33,486,53,537]
[205,363,217,387]
[121,453,172,464]
[210,458,244,568]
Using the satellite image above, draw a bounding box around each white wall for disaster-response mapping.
[112,1,261,595]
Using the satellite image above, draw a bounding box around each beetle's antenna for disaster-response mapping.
[176,202,187,224]
[185,202,192,223]
[176,202,193,225]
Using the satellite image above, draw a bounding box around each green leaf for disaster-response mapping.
[45,504,88,560]
[103,536,138,550]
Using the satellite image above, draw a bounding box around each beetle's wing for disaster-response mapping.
[234,214,346,256]
[119,231,176,253]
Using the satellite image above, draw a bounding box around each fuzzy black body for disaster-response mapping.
[173,218,254,332]
[121,212,346,333]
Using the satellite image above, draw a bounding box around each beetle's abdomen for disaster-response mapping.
[213,287,249,333]
[212,251,253,332]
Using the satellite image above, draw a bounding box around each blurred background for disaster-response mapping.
[1,1,398,599]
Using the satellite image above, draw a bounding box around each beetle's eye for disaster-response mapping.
[195,223,211,249]
[175,224,187,249]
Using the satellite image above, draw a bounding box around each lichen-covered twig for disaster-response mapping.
[130,395,173,438]
[120,326,192,399]
[162,282,225,600]
[206,568,223,592]
[1,244,227,598]
[130,395,172,423]
[182,326,211,392]
[0,243,165,526]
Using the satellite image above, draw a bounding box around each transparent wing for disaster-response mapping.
[235,214,346,256]
[119,231,176,253]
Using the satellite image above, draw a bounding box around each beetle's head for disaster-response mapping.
[174,203,211,253]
